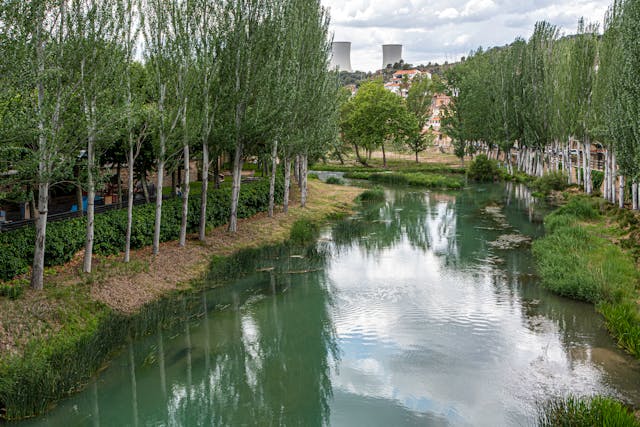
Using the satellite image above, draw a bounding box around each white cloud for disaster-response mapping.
[322,0,608,71]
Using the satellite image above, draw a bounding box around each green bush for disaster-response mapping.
[592,170,605,193]
[325,176,344,185]
[537,396,640,427]
[467,154,500,182]
[289,219,320,246]
[0,178,283,281]
[531,171,568,194]
[357,186,385,203]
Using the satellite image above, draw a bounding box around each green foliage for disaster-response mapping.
[0,179,283,282]
[531,171,569,194]
[553,196,600,220]
[289,219,320,246]
[357,186,385,203]
[534,194,640,359]
[368,172,463,189]
[0,286,210,420]
[533,220,636,304]
[591,170,605,193]
[339,80,416,165]
[599,302,640,358]
[466,154,500,182]
[537,395,640,427]
[325,176,344,185]
[0,282,25,300]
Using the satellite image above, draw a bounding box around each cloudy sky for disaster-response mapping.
[321,0,608,71]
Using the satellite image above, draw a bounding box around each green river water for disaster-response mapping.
[14,183,640,426]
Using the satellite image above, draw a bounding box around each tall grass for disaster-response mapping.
[537,396,640,427]
[533,195,640,359]
[357,186,385,203]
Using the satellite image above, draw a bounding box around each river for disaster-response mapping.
[15,183,640,426]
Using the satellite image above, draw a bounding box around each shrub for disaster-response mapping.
[289,219,320,246]
[358,186,385,203]
[0,178,283,282]
[467,154,500,182]
[537,396,640,427]
[591,170,605,193]
[531,171,568,194]
[325,176,344,185]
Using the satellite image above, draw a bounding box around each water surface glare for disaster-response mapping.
[15,184,640,426]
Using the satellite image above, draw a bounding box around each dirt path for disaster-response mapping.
[0,181,362,358]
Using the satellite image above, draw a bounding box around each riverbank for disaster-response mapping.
[532,195,640,360]
[0,180,362,420]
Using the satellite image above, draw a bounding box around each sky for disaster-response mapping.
[321,0,608,71]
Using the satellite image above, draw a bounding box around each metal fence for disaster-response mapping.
[0,196,165,232]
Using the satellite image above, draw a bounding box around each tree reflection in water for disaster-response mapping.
[153,242,340,426]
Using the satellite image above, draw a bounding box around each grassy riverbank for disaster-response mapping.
[532,195,640,360]
[0,181,362,420]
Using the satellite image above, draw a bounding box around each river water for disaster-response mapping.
[16,183,640,426]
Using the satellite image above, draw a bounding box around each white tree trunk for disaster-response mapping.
[300,154,308,208]
[153,157,165,255]
[583,140,591,195]
[199,139,209,242]
[604,149,609,200]
[179,142,190,247]
[83,115,96,273]
[228,142,243,232]
[268,140,278,217]
[619,174,625,209]
[179,98,190,247]
[633,180,638,211]
[125,144,135,262]
[31,182,49,290]
[567,141,573,185]
[283,156,291,214]
[611,152,617,203]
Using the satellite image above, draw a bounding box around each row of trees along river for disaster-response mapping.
[0,0,339,290]
[441,0,640,208]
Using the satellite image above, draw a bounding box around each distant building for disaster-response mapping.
[427,93,452,149]
[383,69,426,98]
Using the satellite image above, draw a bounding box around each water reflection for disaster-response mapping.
[14,184,640,427]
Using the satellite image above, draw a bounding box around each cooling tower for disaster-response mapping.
[330,41,352,72]
[382,44,403,69]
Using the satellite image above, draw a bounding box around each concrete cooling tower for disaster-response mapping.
[330,41,352,72]
[382,44,403,69]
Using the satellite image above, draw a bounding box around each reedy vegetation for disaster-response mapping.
[441,0,640,209]
[0,0,339,289]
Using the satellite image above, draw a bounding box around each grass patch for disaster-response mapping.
[325,176,344,185]
[533,194,640,359]
[289,219,321,246]
[357,186,385,203]
[537,395,640,427]
[368,172,463,189]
